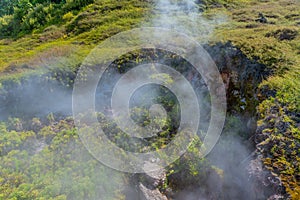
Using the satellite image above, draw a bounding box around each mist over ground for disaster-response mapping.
[1,0,299,199]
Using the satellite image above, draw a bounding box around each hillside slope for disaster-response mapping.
[0,0,299,199]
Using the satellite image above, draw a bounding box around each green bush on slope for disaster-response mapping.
[0,118,125,200]
[0,0,95,38]
[211,0,300,198]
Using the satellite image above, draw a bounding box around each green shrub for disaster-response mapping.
[0,0,18,17]
[0,0,94,38]
[62,11,74,21]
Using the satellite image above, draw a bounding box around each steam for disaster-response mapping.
[150,0,226,40]
[0,76,72,120]
[0,0,260,199]
[139,0,258,199]
[0,76,127,200]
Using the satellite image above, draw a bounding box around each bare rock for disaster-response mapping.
[265,28,298,41]
[143,161,166,187]
[139,183,168,200]
[256,13,268,23]
[135,161,168,200]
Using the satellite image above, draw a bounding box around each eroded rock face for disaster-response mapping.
[143,162,167,187]
[138,162,168,200]
[139,183,168,200]
[248,157,283,199]
[254,100,299,199]
[124,162,168,200]
[161,42,273,200]
[204,42,269,116]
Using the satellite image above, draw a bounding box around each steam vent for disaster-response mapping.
[0,0,299,200]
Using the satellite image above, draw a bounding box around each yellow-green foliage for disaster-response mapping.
[0,0,151,76]
[210,0,299,198]
[0,0,299,198]
[62,12,74,22]
[0,118,125,200]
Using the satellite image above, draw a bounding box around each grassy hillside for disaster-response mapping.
[0,0,150,76]
[0,0,299,199]
[209,1,300,198]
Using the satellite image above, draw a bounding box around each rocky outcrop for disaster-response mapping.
[204,41,269,116]
[256,13,268,23]
[124,161,168,200]
[139,183,168,200]
[253,98,299,199]
[138,162,168,200]
[265,28,298,41]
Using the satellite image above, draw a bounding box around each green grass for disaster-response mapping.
[0,0,151,76]
[208,0,300,198]
[0,0,299,198]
